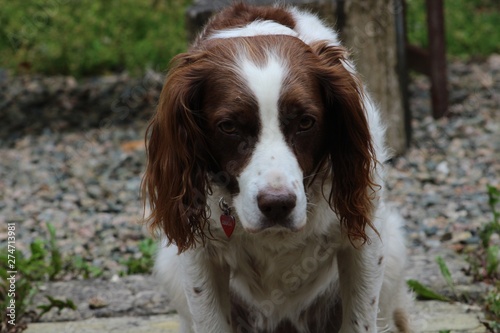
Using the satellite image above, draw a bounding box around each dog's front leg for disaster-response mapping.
[337,239,384,333]
[181,250,232,333]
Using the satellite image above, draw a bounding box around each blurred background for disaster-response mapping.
[0,1,499,332]
[0,0,498,77]
[0,0,188,77]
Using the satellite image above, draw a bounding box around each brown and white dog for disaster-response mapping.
[143,3,412,332]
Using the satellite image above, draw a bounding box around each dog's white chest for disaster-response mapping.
[223,235,340,316]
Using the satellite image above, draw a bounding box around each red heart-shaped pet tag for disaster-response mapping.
[220,214,236,238]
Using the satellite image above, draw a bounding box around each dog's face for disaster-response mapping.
[201,37,327,233]
[143,35,377,251]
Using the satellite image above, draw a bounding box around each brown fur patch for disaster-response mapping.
[311,41,379,245]
[394,308,411,333]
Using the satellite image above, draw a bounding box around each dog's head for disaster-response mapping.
[142,35,377,252]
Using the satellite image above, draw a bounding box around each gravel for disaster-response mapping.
[386,55,500,256]
[1,54,499,279]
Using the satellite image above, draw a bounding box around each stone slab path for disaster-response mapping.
[24,301,487,333]
[22,250,491,333]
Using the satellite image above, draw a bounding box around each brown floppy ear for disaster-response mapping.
[312,42,379,245]
[142,52,212,253]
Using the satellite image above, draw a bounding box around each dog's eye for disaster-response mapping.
[218,121,238,135]
[298,116,315,132]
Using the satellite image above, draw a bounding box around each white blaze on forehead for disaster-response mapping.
[232,53,307,231]
[239,54,286,137]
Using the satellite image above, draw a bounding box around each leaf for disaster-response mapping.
[480,221,500,247]
[487,184,500,224]
[407,279,450,302]
[436,256,455,294]
[29,239,47,262]
[47,223,62,279]
[486,245,500,276]
[138,238,156,258]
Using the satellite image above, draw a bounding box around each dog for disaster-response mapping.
[142,3,412,332]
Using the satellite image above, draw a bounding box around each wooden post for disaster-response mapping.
[405,0,448,119]
[426,0,448,118]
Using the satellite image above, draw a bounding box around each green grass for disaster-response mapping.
[0,0,498,76]
[120,238,156,275]
[0,0,191,77]
[406,0,500,58]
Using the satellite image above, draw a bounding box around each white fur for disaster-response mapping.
[290,7,341,46]
[207,9,340,47]
[154,6,411,333]
[208,20,298,40]
[233,55,308,232]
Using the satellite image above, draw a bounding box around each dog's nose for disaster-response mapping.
[257,190,296,221]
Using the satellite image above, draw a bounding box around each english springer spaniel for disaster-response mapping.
[142,3,412,332]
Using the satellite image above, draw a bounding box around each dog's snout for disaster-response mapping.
[257,190,297,221]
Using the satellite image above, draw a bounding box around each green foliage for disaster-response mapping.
[120,238,156,275]
[0,265,37,331]
[481,186,500,325]
[0,0,190,77]
[1,0,498,76]
[72,256,104,279]
[483,283,500,331]
[436,256,453,288]
[484,288,500,333]
[467,185,500,281]
[486,284,500,316]
[407,279,450,302]
[406,0,500,58]
[47,224,62,280]
[8,224,63,282]
[481,185,500,248]
[462,185,500,326]
[0,219,156,330]
[407,256,457,302]
[436,256,456,297]
[37,296,77,319]
[482,185,500,278]
[0,223,74,330]
[486,245,500,278]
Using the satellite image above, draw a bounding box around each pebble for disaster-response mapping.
[386,58,499,255]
